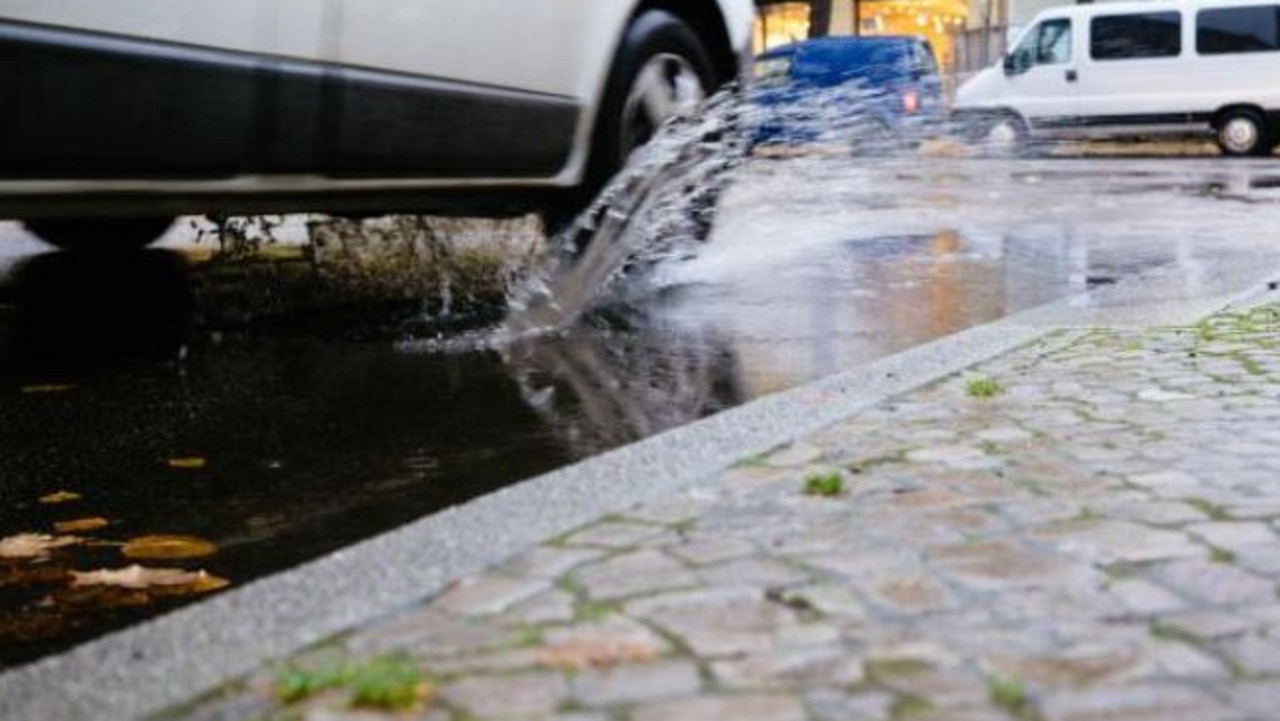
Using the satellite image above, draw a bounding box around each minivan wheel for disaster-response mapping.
[24,217,174,253]
[979,114,1029,156]
[1216,109,1270,157]
[588,10,717,193]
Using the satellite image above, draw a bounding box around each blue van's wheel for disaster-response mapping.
[1216,108,1270,157]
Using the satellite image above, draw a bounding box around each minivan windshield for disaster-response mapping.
[1007,18,1073,73]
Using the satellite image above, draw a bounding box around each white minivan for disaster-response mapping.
[953,0,1280,156]
[0,1,755,250]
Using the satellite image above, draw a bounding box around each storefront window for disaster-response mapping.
[753,1,970,71]
[754,2,812,52]
[857,0,969,70]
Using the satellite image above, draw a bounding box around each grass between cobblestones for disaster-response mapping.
[802,471,845,497]
[965,376,1004,398]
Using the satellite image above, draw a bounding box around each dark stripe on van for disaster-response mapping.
[0,20,579,180]
[1033,112,1215,129]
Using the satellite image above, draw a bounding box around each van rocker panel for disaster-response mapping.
[0,20,580,180]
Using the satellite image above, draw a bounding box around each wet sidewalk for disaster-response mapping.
[174,303,1280,721]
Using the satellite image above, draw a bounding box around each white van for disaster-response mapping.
[953,0,1280,156]
[0,1,755,250]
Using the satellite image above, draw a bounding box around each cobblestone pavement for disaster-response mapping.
[171,304,1280,721]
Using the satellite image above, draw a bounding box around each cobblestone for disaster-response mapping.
[172,305,1280,720]
[568,659,702,707]
[440,671,567,718]
[629,694,806,721]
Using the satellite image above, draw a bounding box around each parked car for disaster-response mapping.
[749,36,944,150]
[953,0,1280,156]
[0,0,756,251]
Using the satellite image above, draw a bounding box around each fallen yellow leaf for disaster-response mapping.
[122,535,218,561]
[167,457,207,470]
[39,491,82,505]
[20,384,76,394]
[54,517,110,534]
[161,572,230,595]
[70,565,228,593]
[0,533,81,559]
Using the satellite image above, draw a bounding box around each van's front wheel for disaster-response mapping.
[1216,108,1271,157]
[961,112,1029,157]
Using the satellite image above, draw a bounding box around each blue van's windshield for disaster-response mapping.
[757,38,913,89]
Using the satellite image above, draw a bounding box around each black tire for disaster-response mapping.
[974,112,1030,157]
[24,217,173,253]
[1216,108,1271,157]
[585,10,718,196]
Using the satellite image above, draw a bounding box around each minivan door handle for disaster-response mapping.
[1065,69,1078,82]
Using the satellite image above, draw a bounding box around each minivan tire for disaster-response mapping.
[978,113,1030,156]
[24,217,174,253]
[959,111,1029,156]
[1215,108,1271,157]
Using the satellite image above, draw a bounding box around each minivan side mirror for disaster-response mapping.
[1003,48,1033,76]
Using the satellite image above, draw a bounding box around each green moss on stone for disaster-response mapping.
[966,377,1004,398]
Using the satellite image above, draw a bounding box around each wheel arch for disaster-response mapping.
[631,0,741,85]
[1213,103,1268,128]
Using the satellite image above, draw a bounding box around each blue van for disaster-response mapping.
[750,36,944,149]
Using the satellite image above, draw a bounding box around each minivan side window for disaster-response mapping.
[1036,19,1073,64]
[1091,12,1183,60]
[1197,5,1280,54]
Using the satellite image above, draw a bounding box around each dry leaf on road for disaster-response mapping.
[167,457,208,470]
[122,535,218,561]
[38,491,82,505]
[71,565,229,594]
[0,533,81,559]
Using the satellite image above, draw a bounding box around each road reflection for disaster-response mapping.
[503,310,748,458]
[0,256,750,668]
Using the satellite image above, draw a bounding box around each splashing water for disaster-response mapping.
[396,74,956,354]
[503,89,748,335]
[396,88,748,355]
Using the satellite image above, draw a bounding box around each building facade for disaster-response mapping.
[754,0,1007,73]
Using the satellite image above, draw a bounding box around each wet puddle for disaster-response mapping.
[4,97,1280,668]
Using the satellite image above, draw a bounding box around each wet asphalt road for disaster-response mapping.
[2,152,1279,667]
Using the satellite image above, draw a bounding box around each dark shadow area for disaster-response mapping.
[0,250,193,385]
[0,259,748,668]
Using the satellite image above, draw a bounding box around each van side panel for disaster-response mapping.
[1192,4,1280,119]
[0,20,578,180]
[0,0,325,60]
[1072,11,1199,128]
